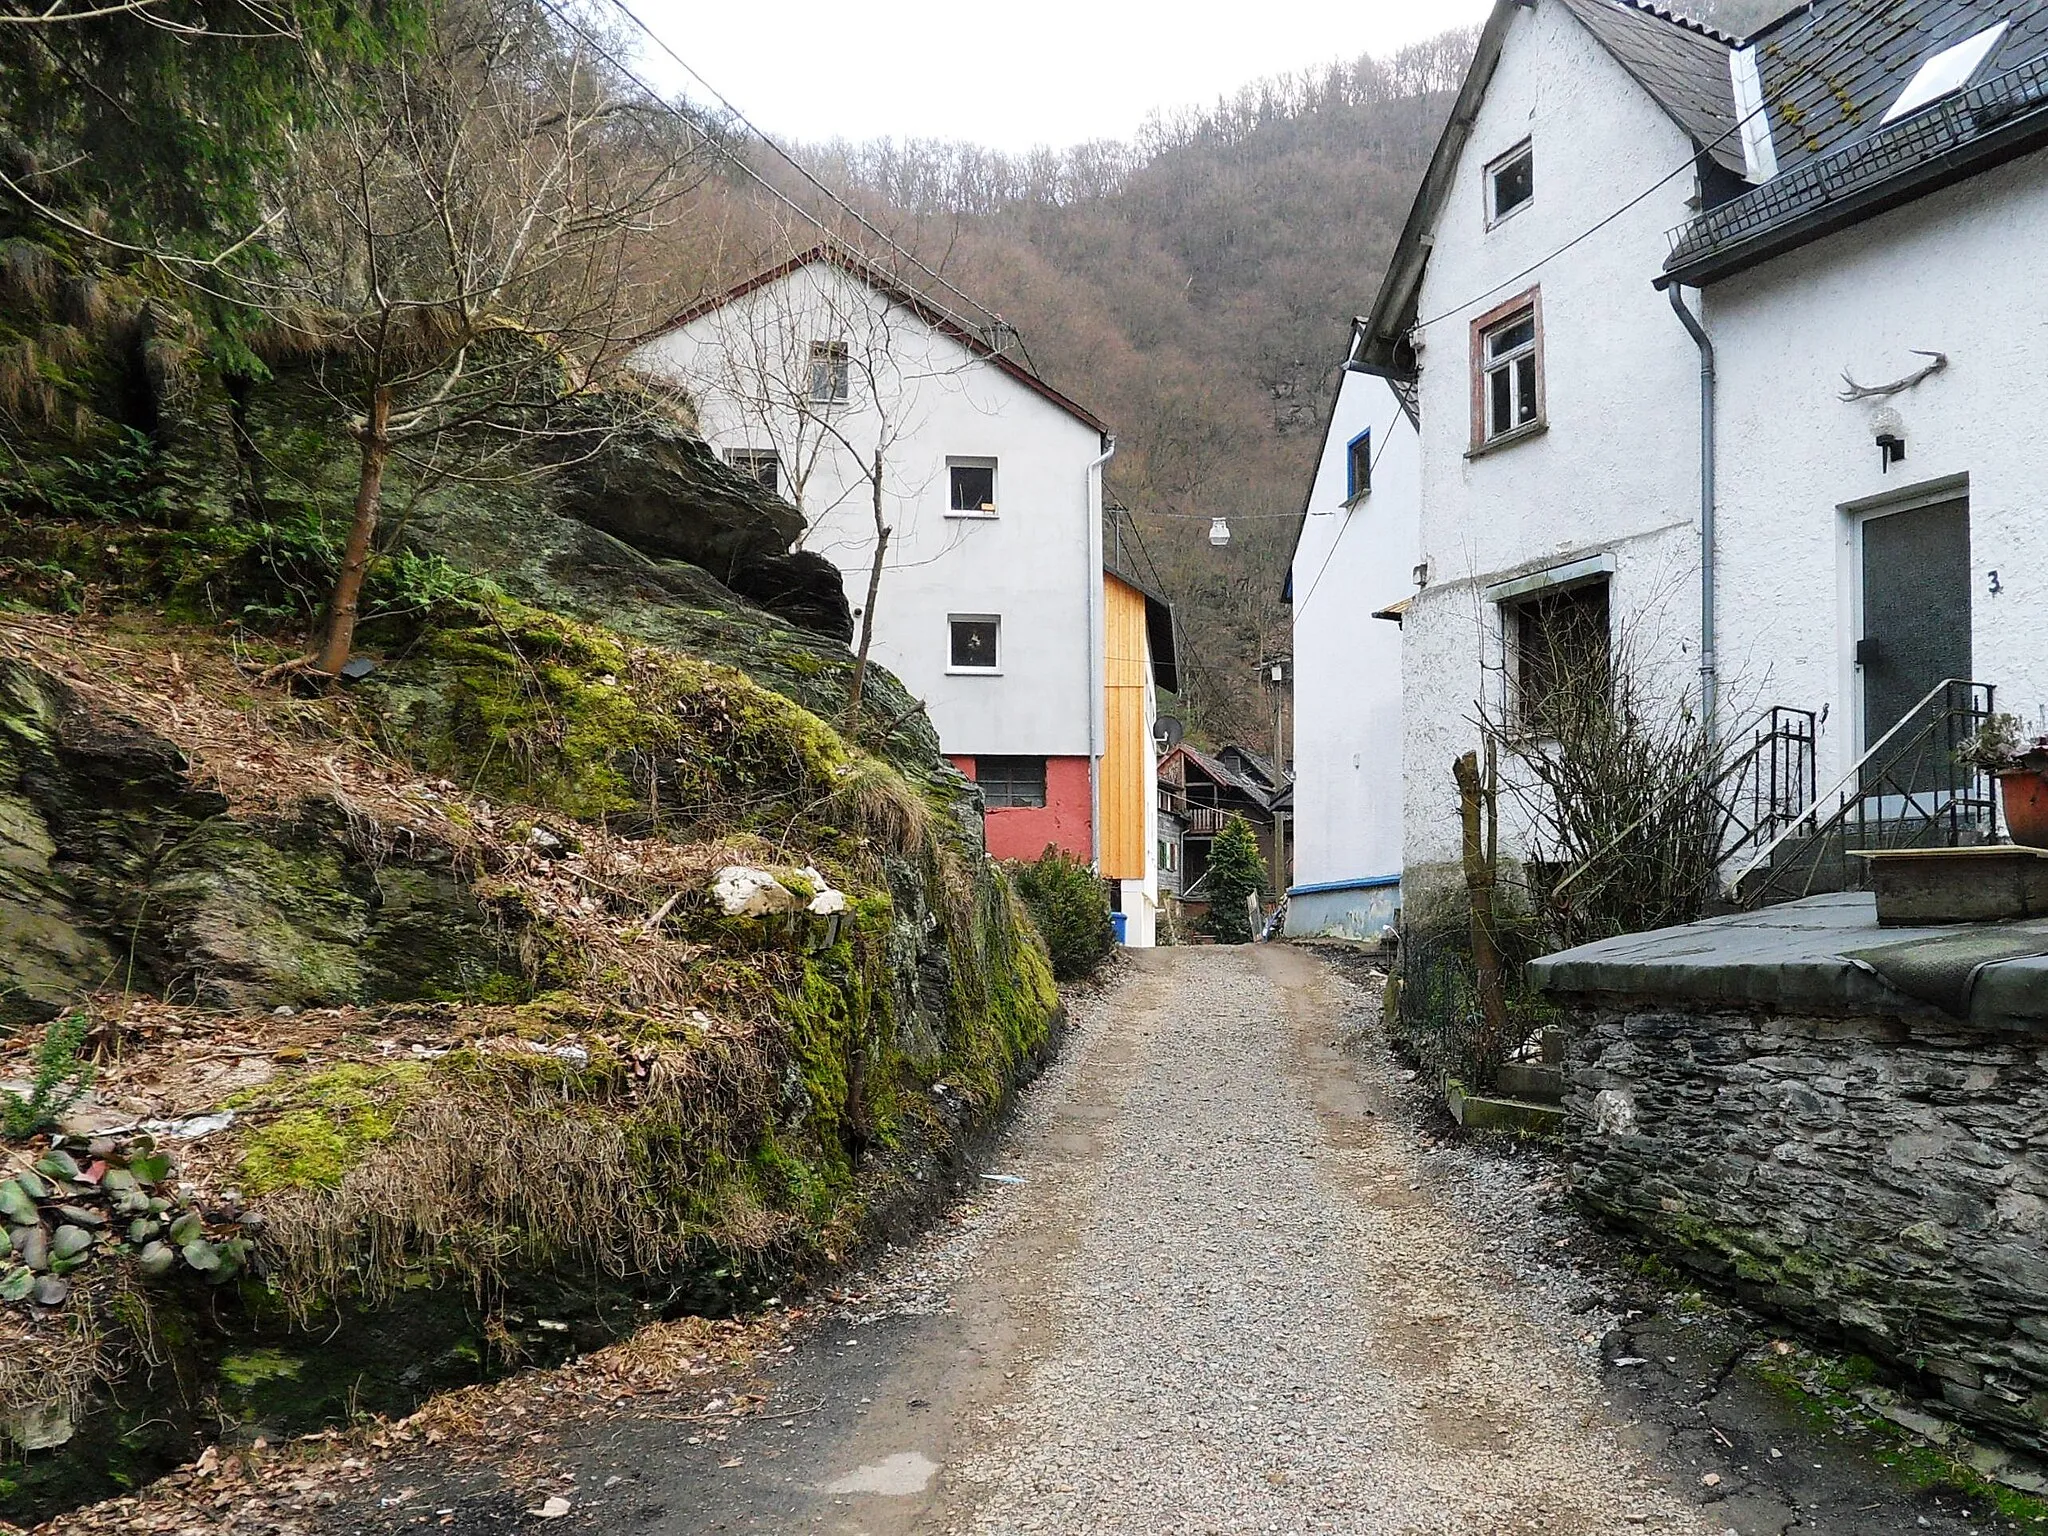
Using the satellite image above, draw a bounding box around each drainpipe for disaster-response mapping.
[1085,437,1116,870]
[1667,284,1718,737]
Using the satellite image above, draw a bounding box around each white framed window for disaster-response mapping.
[1470,289,1544,450]
[1486,139,1534,225]
[948,614,1000,673]
[727,448,780,496]
[809,339,849,404]
[947,457,998,515]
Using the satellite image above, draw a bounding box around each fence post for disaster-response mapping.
[1454,750,1511,1071]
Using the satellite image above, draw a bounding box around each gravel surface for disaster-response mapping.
[935,944,1715,1535]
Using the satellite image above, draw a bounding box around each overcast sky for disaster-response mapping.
[626,0,1493,153]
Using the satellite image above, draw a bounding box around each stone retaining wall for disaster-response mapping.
[1566,1002,2048,1454]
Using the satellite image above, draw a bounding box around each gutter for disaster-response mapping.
[1666,285,1718,737]
[1085,436,1115,869]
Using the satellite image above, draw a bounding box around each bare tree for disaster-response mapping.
[648,245,993,735]
[250,0,712,675]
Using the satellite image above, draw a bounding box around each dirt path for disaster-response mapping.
[508,945,1718,1535]
[236,944,2019,1536]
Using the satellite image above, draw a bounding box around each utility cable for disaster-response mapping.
[601,0,1014,336]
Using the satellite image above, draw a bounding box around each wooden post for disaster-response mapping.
[1453,750,1510,1065]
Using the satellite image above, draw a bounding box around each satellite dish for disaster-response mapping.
[1153,715,1185,753]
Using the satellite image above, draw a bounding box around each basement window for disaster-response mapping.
[1504,578,1610,735]
[1486,139,1534,225]
[1345,429,1372,500]
[727,448,780,496]
[949,615,1000,672]
[809,339,849,404]
[948,457,998,515]
[977,756,1046,809]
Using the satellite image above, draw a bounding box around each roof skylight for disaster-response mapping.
[1882,21,2010,125]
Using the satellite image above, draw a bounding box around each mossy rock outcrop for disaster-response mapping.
[0,260,1060,1523]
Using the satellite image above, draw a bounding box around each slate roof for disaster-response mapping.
[1751,0,2048,174]
[1665,0,2048,283]
[1558,0,1746,175]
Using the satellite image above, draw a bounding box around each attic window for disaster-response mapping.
[1882,21,2009,125]
[809,339,849,403]
[1345,429,1372,500]
[948,457,997,514]
[1486,139,1534,225]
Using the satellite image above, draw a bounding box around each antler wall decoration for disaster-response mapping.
[1839,350,1948,402]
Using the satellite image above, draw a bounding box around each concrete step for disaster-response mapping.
[1495,1061,1564,1103]
[1443,1078,1565,1137]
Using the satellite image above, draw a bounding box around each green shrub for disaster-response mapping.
[1,1012,95,1139]
[1203,814,1267,945]
[1013,847,1114,981]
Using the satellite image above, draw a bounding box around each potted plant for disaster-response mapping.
[1959,714,2048,849]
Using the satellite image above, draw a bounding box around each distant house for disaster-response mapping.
[632,247,1120,870]
[1283,336,1422,939]
[1158,743,1283,924]
[1348,0,2048,919]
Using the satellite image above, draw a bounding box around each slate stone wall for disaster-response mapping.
[1565,1002,2048,1454]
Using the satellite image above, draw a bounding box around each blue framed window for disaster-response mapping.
[1345,428,1372,500]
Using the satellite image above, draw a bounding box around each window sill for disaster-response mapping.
[1341,488,1372,510]
[1466,420,1547,460]
[1485,199,1532,231]
[945,510,999,520]
[946,667,1003,676]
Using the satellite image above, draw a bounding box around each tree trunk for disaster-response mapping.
[1453,749,1511,1073]
[844,449,889,734]
[315,383,393,677]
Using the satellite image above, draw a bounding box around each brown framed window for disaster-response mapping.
[1470,289,1544,452]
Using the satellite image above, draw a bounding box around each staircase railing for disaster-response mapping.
[1712,705,1819,870]
[1725,679,1998,907]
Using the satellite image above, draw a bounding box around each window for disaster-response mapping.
[977,756,1046,809]
[727,448,780,496]
[1472,292,1543,449]
[809,339,849,404]
[948,615,1000,672]
[1158,838,1177,873]
[948,457,998,515]
[1883,22,2008,124]
[1504,578,1610,734]
[1345,429,1372,500]
[1486,139,1534,224]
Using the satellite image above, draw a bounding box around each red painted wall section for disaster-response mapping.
[950,755,1093,863]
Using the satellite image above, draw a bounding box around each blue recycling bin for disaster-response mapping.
[1111,912,1128,945]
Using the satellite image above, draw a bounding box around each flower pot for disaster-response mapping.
[2000,769,2048,850]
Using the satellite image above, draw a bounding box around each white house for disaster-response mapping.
[633,248,1120,869]
[1345,0,2048,919]
[1283,330,1422,940]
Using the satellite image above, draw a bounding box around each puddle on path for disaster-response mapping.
[822,1451,940,1496]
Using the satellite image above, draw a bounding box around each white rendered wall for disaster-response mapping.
[633,264,1104,761]
[1399,0,1712,914]
[1708,148,2048,772]
[1286,368,1420,936]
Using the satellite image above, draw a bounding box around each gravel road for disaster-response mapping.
[925,943,1712,1536]
[535,943,1720,1535]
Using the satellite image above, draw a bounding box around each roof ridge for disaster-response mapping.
[1604,0,1743,47]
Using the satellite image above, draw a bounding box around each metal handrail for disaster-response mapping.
[1722,677,1981,898]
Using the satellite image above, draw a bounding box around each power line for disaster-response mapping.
[600,0,1013,337]
[1290,421,1400,620]
[530,0,1003,349]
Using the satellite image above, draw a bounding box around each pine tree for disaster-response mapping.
[1204,814,1267,944]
